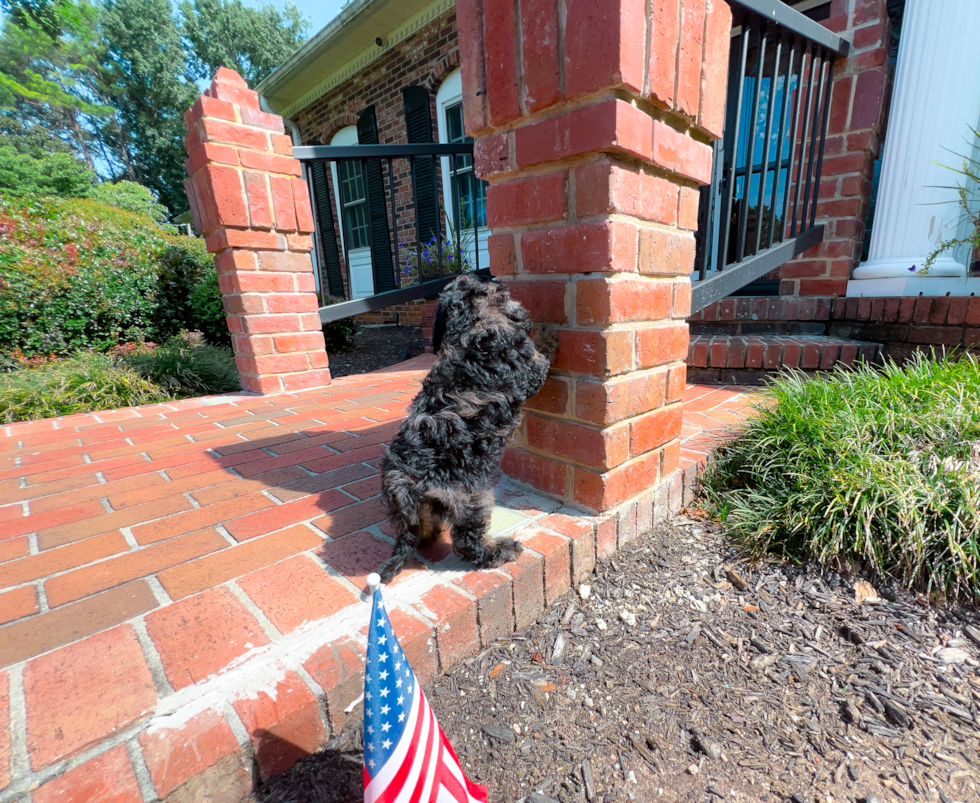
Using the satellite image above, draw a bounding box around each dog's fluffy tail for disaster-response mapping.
[378,539,415,584]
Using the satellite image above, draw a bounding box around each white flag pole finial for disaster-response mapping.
[367,573,382,593]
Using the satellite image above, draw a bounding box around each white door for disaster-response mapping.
[330,126,375,298]
[436,70,490,272]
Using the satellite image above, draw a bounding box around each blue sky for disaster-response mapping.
[0,3,346,38]
[247,0,348,35]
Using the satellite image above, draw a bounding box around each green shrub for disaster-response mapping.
[123,335,240,397]
[0,337,241,423]
[89,181,170,225]
[0,352,170,423]
[703,354,980,601]
[0,197,215,357]
[188,269,231,347]
[320,294,357,353]
[123,334,242,398]
[156,238,221,344]
[0,145,96,198]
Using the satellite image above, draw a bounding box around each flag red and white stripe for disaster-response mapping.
[363,582,488,803]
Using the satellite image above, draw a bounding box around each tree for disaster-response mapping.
[180,0,308,86]
[98,0,308,215]
[0,0,113,169]
[0,142,95,196]
[1,0,310,217]
[96,0,197,215]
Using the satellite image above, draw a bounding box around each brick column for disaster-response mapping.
[184,68,330,394]
[459,0,731,513]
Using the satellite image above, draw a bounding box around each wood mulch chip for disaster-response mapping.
[253,517,980,803]
[327,325,425,378]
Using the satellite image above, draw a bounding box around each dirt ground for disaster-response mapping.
[254,515,980,803]
[327,325,425,378]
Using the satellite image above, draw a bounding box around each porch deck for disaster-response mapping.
[0,356,757,800]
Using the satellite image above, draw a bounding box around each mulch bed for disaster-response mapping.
[327,325,425,378]
[253,517,980,803]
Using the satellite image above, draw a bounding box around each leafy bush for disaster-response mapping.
[188,268,231,347]
[320,294,357,353]
[0,197,216,357]
[0,352,170,423]
[89,181,170,224]
[125,334,240,397]
[0,144,96,198]
[703,354,980,600]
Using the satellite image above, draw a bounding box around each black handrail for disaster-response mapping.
[293,143,475,160]
[731,0,849,56]
[295,141,486,322]
[692,0,846,313]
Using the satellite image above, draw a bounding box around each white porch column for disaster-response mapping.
[853,0,980,283]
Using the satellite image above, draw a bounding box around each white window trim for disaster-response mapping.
[436,69,463,232]
[436,69,490,271]
[329,125,376,299]
[329,125,359,257]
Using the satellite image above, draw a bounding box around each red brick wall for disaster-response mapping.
[291,8,459,320]
[828,296,980,362]
[778,0,892,296]
[460,0,731,512]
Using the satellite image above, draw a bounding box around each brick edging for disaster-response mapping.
[1,470,692,803]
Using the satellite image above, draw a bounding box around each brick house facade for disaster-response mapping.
[260,1,463,331]
[257,0,978,369]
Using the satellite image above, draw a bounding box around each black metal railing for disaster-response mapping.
[294,143,490,324]
[691,0,849,312]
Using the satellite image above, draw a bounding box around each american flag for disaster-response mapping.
[363,577,488,803]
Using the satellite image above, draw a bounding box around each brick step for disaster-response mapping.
[687,334,883,385]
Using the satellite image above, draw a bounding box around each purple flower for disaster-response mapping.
[909,265,917,272]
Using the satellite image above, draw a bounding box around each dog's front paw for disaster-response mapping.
[535,325,560,362]
[479,538,523,569]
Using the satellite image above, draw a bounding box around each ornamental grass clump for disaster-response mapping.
[0,336,240,423]
[702,354,980,600]
[0,352,170,423]
[124,335,241,397]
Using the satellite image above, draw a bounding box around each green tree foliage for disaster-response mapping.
[181,0,308,86]
[97,0,197,214]
[89,179,169,223]
[0,142,95,196]
[0,0,113,168]
[0,0,309,217]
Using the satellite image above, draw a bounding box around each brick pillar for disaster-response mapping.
[459,0,731,513]
[780,0,892,297]
[184,68,330,394]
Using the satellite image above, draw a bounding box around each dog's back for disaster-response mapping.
[377,275,556,582]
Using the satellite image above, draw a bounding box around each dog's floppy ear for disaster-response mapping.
[432,301,448,353]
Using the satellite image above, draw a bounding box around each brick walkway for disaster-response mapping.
[0,356,757,802]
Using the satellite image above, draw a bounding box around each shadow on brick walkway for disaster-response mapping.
[0,355,758,800]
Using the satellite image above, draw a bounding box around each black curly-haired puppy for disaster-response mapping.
[377,274,558,583]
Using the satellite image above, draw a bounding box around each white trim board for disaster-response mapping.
[846,277,980,298]
[281,0,454,119]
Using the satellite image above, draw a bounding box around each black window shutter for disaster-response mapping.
[307,158,345,298]
[403,86,439,245]
[356,106,395,293]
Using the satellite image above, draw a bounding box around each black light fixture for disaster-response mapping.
[375,36,385,47]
